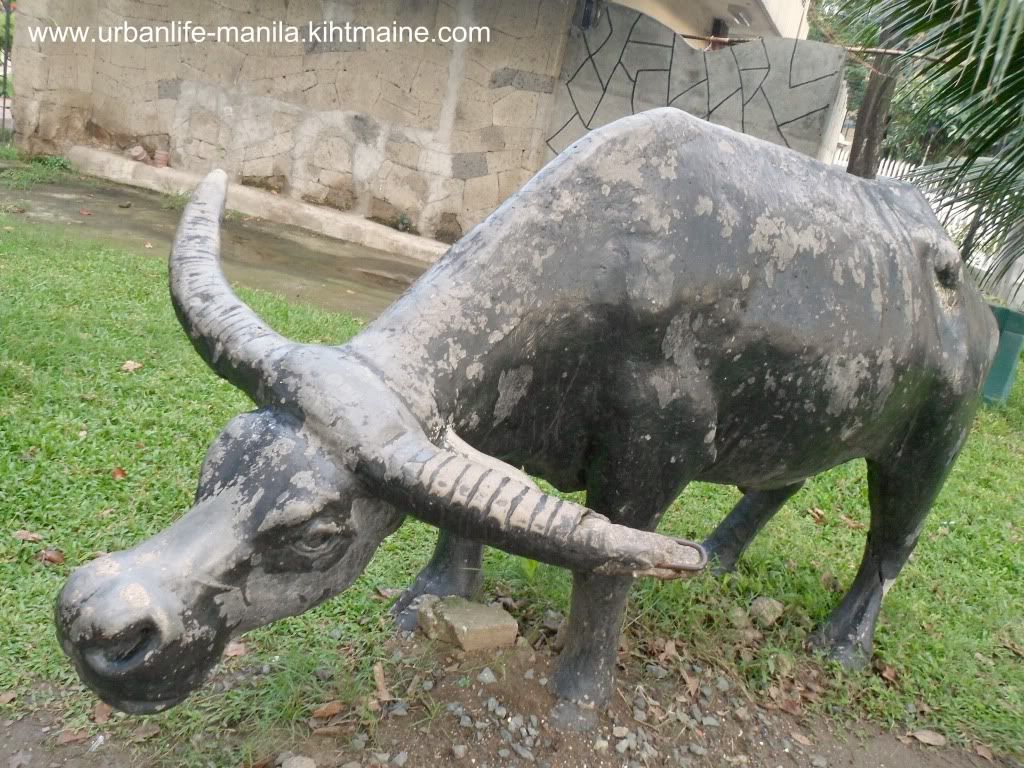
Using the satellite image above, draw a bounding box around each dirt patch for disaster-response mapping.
[1,636,1007,768]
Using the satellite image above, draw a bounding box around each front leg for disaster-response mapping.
[549,571,633,730]
[392,530,485,631]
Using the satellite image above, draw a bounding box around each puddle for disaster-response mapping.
[1,174,429,319]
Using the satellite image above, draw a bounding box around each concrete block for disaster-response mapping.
[386,140,422,169]
[418,596,519,652]
[455,99,494,132]
[418,149,452,177]
[487,149,525,174]
[489,67,556,94]
[451,152,488,179]
[464,174,500,212]
[498,168,531,201]
[311,135,353,173]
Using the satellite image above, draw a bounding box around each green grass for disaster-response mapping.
[0,154,72,189]
[0,140,16,161]
[0,218,1022,764]
[159,191,190,211]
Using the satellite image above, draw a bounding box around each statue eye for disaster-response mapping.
[292,519,345,557]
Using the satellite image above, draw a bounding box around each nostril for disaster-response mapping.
[107,625,154,663]
[82,620,160,677]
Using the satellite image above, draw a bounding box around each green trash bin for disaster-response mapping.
[982,304,1024,406]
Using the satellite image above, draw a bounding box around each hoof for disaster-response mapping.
[806,630,870,671]
[548,698,599,732]
[391,592,428,632]
[700,542,737,576]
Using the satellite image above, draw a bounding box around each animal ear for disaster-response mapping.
[169,171,297,403]
[371,429,706,579]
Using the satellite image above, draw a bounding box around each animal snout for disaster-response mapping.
[56,563,185,681]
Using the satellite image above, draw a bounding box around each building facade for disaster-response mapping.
[13,0,846,242]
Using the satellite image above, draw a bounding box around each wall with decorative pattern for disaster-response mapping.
[546,4,847,161]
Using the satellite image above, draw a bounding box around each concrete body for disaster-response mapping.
[56,109,997,727]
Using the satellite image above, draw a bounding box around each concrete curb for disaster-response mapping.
[66,146,449,265]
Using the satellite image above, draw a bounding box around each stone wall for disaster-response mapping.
[545,3,847,161]
[13,0,574,241]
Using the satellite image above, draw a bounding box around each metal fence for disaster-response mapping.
[1,0,11,140]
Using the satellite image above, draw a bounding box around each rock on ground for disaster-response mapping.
[417,596,518,651]
[749,596,785,628]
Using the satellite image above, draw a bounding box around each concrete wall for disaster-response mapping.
[14,0,845,242]
[545,3,846,159]
[13,0,574,242]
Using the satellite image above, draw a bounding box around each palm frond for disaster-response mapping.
[836,0,1024,282]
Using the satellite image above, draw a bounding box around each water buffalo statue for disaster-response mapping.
[56,108,997,730]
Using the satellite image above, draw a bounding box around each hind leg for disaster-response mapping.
[703,482,804,573]
[392,530,484,631]
[810,411,974,667]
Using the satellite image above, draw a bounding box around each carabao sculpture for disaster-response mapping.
[56,108,997,729]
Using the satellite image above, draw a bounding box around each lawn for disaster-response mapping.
[1,216,1022,765]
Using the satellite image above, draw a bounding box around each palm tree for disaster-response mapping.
[839,0,1024,303]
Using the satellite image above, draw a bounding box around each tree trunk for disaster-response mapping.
[847,32,898,179]
[960,203,986,263]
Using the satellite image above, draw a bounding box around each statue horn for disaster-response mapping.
[169,170,294,402]
[375,431,706,579]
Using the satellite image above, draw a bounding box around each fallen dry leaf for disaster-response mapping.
[778,697,803,716]
[223,641,248,658]
[247,757,274,768]
[111,467,128,481]
[131,722,161,741]
[874,661,899,684]
[975,744,994,761]
[1002,641,1024,660]
[896,734,913,745]
[120,360,144,373]
[791,732,813,747]
[839,514,866,530]
[911,729,947,747]
[13,530,42,543]
[0,691,16,705]
[79,209,93,216]
[681,669,700,700]
[658,638,680,664]
[92,700,113,724]
[372,662,392,702]
[56,729,89,745]
[143,241,154,249]
[311,700,344,719]
[808,507,826,525]
[37,548,66,565]
[372,586,404,601]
